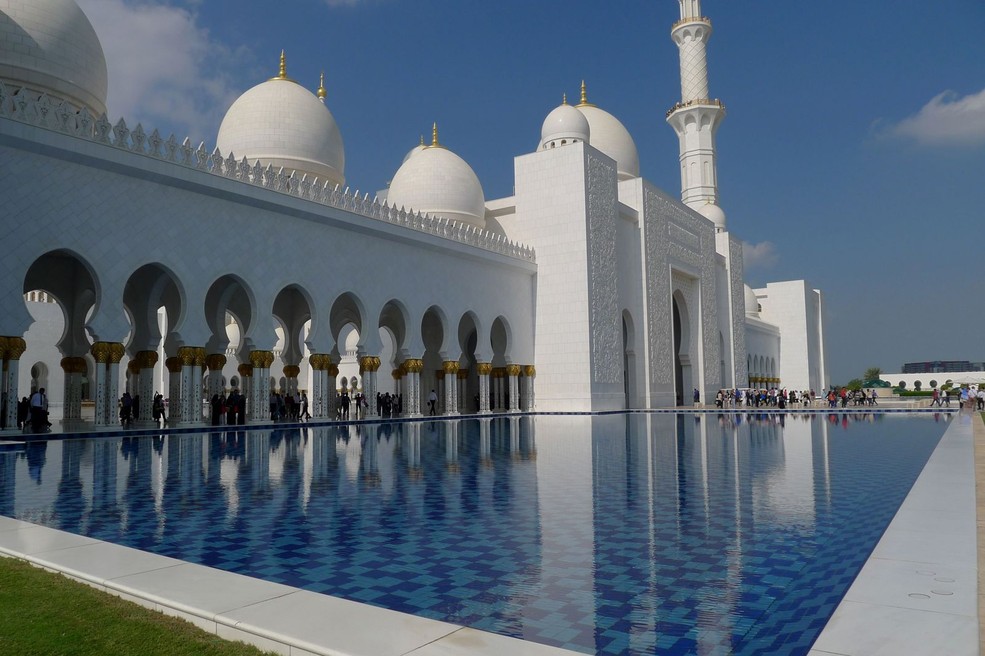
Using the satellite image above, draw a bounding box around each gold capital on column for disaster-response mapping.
[523,365,537,377]
[404,358,424,373]
[248,350,267,368]
[457,368,469,380]
[206,354,227,371]
[5,336,27,360]
[60,356,87,374]
[238,363,253,377]
[327,364,339,377]
[442,360,460,375]
[127,360,140,375]
[108,343,125,364]
[193,347,207,368]
[177,346,197,366]
[0,336,8,359]
[436,370,445,381]
[507,364,521,377]
[91,342,110,363]
[392,368,402,380]
[477,362,492,376]
[136,350,159,369]
[371,356,381,372]
[359,356,375,373]
[165,357,182,374]
[283,364,300,378]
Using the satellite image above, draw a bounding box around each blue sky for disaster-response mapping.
[74,0,985,385]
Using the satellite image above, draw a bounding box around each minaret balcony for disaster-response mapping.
[666,98,725,119]
[671,16,711,31]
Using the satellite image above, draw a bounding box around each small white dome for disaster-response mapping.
[0,0,108,116]
[402,139,428,163]
[697,203,727,230]
[387,131,485,229]
[540,101,590,150]
[573,85,639,180]
[217,61,344,187]
[744,284,760,317]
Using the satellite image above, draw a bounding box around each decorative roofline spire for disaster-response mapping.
[419,134,425,146]
[576,80,595,108]
[317,71,326,101]
[429,122,441,148]
[562,93,568,105]
[270,50,296,82]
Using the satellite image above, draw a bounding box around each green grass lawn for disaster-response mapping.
[0,556,276,656]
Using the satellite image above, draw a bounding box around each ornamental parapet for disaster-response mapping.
[0,81,535,264]
[671,16,711,31]
[666,98,726,118]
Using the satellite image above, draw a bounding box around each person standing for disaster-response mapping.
[428,389,438,415]
[29,387,48,433]
[300,391,310,421]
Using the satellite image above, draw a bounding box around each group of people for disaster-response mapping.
[16,388,51,433]
[712,388,818,409]
[119,392,169,426]
[268,390,310,423]
[930,386,984,409]
[824,388,879,408]
[210,390,248,425]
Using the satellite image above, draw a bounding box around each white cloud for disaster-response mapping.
[887,87,985,147]
[76,0,246,145]
[742,241,778,271]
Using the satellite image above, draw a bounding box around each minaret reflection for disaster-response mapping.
[90,438,118,527]
[55,440,86,533]
[444,420,460,473]
[404,422,423,479]
[361,424,381,487]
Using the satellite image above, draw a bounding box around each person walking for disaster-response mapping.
[300,391,310,421]
[428,389,438,415]
[29,387,49,433]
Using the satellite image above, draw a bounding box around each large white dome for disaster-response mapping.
[0,0,108,116]
[217,58,345,187]
[540,100,590,150]
[387,128,485,229]
[575,84,639,181]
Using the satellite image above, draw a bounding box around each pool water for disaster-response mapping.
[0,412,947,655]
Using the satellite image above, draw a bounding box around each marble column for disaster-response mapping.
[135,350,159,424]
[90,342,110,427]
[403,358,423,417]
[507,364,521,413]
[249,350,274,422]
[359,356,380,417]
[237,363,253,421]
[206,354,227,400]
[106,343,125,425]
[283,364,300,397]
[166,357,182,424]
[436,370,445,414]
[60,356,86,422]
[457,369,468,413]
[1,337,26,430]
[326,363,339,419]
[523,365,536,411]
[192,348,206,423]
[493,368,505,411]
[309,355,326,419]
[477,363,492,414]
[442,361,459,416]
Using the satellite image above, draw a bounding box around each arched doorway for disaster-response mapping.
[672,293,693,406]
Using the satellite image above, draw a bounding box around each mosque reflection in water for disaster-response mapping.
[0,412,945,655]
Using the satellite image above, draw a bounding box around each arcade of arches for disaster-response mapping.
[0,251,536,430]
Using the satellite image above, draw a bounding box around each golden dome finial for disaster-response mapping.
[577,80,595,107]
[419,134,425,146]
[278,50,287,79]
[317,71,326,100]
[431,122,439,147]
[562,92,568,105]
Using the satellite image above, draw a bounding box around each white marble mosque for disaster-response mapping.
[0,0,826,429]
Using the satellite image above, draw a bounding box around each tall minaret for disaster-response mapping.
[667,0,727,231]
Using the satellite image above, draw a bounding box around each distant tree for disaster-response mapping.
[914,380,922,391]
[863,367,882,381]
[897,381,907,389]
[846,378,863,391]
[929,379,938,388]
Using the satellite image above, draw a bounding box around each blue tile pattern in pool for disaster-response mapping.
[0,412,948,655]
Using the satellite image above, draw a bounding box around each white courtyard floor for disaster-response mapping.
[0,407,979,656]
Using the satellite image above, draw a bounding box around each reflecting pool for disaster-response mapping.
[0,412,949,655]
